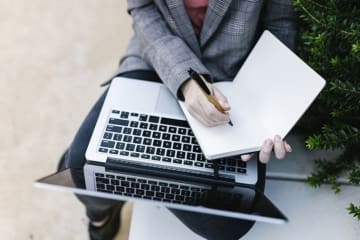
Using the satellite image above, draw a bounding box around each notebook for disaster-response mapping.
[178,30,326,160]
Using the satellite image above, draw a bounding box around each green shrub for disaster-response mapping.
[294,0,360,220]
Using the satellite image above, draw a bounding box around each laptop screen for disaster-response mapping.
[35,165,287,224]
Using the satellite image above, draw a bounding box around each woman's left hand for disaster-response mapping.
[240,135,292,163]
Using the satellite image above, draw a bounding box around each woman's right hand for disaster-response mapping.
[181,79,231,127]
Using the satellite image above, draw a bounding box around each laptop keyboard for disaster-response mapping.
[95,172,211,205]
[98,110,247,175]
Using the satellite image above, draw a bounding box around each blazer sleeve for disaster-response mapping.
[127,0,211,99]
[261,0,298,51]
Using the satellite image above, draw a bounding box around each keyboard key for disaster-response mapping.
[148,180,157,185]
[151,156,161,161]
[120,111,129,119]
[136,189,145,195]
[143,138,152,145]
[193,145,201,153]
[96,177,109,184]
[149,124,158,130]
[176,151,185,159]
[238,161,247,168]
[226,166,236,172]
[205,163,214,169]
[161,187,170,193]
[139,114,148,121]
[116,142,125,150]
[166,149,175,157]
[194,162,204,167]
[187,153,196,160]
[103,132,113,139]
[159,125,167,132]
[126,144,135,151]
[133,137,142,144]
[111,179,120,185]
[162,133,171,140]
[173,159,183,164]
[156,192,164,198]
[123,135,132,142]
[116,186,125,192]
[184,160,193,166]
[140,122,148,129]
[113,134,122,141]
[120,151,129,156]
[172,135,180,141]
[182,144,191,151]
[130,152,140,158]
[163,141,172,148]
[123,127,132,134]
[141,184,150,190]
[178,128,186,134]
[101,140,115,148]
[237,168,247,174]
[152,132,161,138]
[136,145,145,153]
[156,148,165,156]
[109,149,119,155]
[173,143,181,150]
[197,154,206,162]
[162,157,171,162]
[161,117,189,127]
[109,118,129,126]
[106,125,122,133]
[131,112,139,117]
[131,182,140,188]
[112,110,120,114]
[141,154,150,159]
[169,127,177,133]
[182,136,190,143]
[130,121,139,127]
[228,159,236,166]
[133,129,142,136]
[98,148,108,153]
[153,140,162,147]
[146,147,155,154]
[142,130,151,137]
[149,116,160,123]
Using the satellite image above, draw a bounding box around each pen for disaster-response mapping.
[188,68,233,126]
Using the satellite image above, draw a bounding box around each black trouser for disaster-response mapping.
[61,71,266,240]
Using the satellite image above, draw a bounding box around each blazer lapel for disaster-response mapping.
[200,0,232,46]
[166,0,201,57]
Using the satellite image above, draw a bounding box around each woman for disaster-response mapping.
[62,1,297,239]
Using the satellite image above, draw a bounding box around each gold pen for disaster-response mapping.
[188,68,233,126]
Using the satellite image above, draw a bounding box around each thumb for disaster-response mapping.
[213,87,231,111]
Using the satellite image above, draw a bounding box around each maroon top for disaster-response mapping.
[183,0,208,36]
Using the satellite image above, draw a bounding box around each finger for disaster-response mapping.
[200,100,229,124]
[213,87,231,111]
[284,140,293,152]
[241,154,253,162]
[274,135,286,159]
[259,139,273,163]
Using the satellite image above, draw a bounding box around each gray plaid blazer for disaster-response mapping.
[112,0,297,99]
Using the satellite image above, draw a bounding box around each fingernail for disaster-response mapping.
[241,155,251,161]
[275,135,282,142]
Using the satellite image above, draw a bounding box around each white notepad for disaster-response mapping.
[178,30,326,160]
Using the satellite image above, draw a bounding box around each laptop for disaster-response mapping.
[85,77,258,185]
[35,76,288,223]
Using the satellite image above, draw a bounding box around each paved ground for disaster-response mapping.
[1,1,359,239]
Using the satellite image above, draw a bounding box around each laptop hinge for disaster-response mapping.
[105,157,235,187]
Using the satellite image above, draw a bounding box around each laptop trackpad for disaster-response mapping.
[155,86,185,118]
